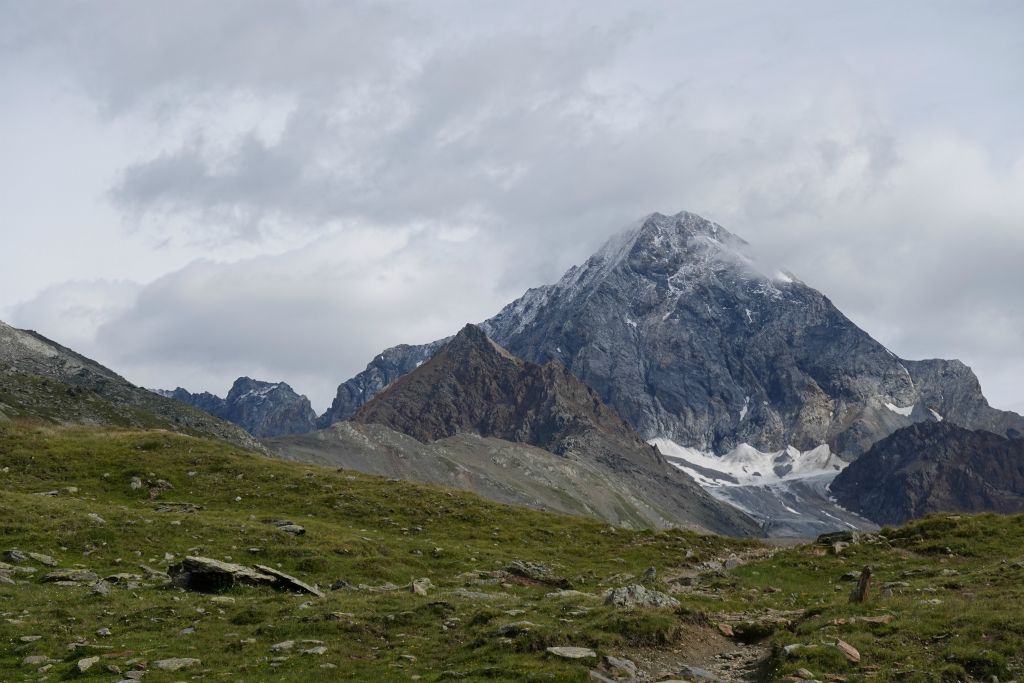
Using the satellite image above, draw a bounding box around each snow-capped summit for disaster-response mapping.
[323,209,1023,462]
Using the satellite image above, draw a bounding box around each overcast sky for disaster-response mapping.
[2,1,1022,413]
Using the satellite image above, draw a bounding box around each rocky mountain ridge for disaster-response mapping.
[158,377,317,438]
[0,320,261,450]
[277,324,760,536]
[322,211,1024,459]
[830,421,1024,525]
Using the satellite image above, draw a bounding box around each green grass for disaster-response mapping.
[1,422,1022,681]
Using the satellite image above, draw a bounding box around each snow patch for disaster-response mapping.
[739,396,750,421]
[652,438,846,488]
[930,408,944,422]
[744,308,753,323]
[884,401,914,417]
[624,316,637,329]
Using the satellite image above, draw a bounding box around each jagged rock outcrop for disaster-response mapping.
[160,377,317,438]
[318,340,447,429]
[0,320,261,450]
[342,324,759,536]
[830,421,1024,525]
[322,211,1024,458]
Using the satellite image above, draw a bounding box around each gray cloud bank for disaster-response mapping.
[2,1,1022,412]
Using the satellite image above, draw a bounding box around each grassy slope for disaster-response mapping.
[0,422,1022,682]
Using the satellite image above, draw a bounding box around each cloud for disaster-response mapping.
[79,226,512,409]
[2,2,1022,413]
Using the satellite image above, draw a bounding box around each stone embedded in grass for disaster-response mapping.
[154,657,201,671]
[507,559,572,588]
[410,577,432,596]
[27,552,58,566]
[268,519,306,535]
[41,569,99,583]
[77,656,100,673]
[21,655,54,667]
[303,645,328,655]
[3,549,28,563]
[546,646,596,659]
[835,638,860,663]
[495,621,537,636]
[271,640,296,652]
[603,584,680,609]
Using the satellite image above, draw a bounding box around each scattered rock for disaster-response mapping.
[41,569,99,583]
[21,655,54,667]
[545,589,596,600]
[816,531,859,545]
[718,622,734,637]
[3,549,28,563]
[835,639,860,663]
[77,656,100,673]
[268,519,306,535]
[496,621,537,636]
[604,584,680,609]
[153,657,201,671]
[27,552,58,566]
[303,645,328,655]
[507,560,572,588]
[796,668,817,680]
[86,512,107,525]
[547,646,596,659]
[603,655,637,677]
[451,588,508,601]
[96,627,112,637]
[271,640,295,652]
[410,577,433,596]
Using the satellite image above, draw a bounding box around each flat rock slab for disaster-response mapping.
[41,569,99,583]
[169,556,276,592]
[547,646,597,659]
[154,657,201,671]
[254,564,324,597]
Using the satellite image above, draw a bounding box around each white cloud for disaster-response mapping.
[2,1,1022,413]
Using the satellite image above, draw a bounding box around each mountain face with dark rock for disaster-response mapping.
[160,378,317,438]
[325,211,1024,459]
[0,320,261,450]
[317,340,447,429]
[830,422,1024,525]
[343,324,760,536]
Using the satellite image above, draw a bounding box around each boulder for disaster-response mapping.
[169,556,276,592]
[604,584,680,609]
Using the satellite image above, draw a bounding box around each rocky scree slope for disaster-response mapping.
[323,211,1024,459]
[343,323,759,536]
[830,421,1024,525]
[159,377,317,438]
[0,320,261,450]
